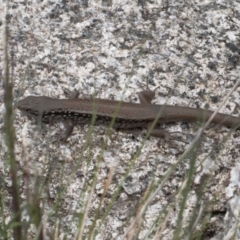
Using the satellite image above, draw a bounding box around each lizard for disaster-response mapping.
[17,89,240,142]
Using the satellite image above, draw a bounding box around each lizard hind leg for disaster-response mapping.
[137,80,160,104]
[146,121,188,144]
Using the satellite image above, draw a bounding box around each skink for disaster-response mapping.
[17,90,240,141]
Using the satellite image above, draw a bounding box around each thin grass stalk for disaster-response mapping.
[3,3,22,239]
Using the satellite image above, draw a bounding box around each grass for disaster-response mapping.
[3,6,22,239]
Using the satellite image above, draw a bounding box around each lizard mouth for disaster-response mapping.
[18,107,40,118]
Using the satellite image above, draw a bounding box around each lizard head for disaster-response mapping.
[16,96,50,121]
